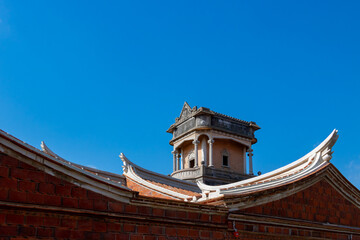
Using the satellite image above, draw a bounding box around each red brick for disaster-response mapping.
[55,185,72,196]
[177,211,187,219]
[78,219,92,231]
[70,230,85,239]
[165,210,176,218]
[84,232,101,240]
[11,168,29,180]
[18,161,37,170]
[130,235,143,240]
[165,227,177,236]
[9,190,26,202]
[44,195,61,206]
[18,181,36,192]
[137,225,150,234]
[38,182,55,194]
[125,204,137,213]
[26,215,43,226]
[109,201,124,212]
[28,170,45,182]
[0,166,8,177]
[0,178,17,189]
[0,214,5,224]
[55,229,71,238]
[0,188,8,200]
[177,228,188,236]
[87,191,103,200]
[212,231,224,239]
[18,226,36,236]
[151,226,164,235]
[200,213,209,222]
[107,222,122,231]
[188,212,199,220]
[6,214,24,224]
[0,226,17,236]
[79,199,93,210]
[188,229,199,237]
[61,218,77,228]
[36,227,54,237]
[144,236,156,240]
[153,208,164,217]
[200,230,210,238]
[123,223,136,232]
[211,214,222,223]
[93,199,107,211]
[62,197,78,208]
[43,217,60,227]
[1,156,19,167]
[72,187,87,198]
[137,206,151,215]
[45,174,62,185]
[93,221,107,232]
[26,192,44,204]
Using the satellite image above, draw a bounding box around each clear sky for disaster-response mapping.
[0,1,360,187]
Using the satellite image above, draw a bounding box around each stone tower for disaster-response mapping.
[167,102,260,185]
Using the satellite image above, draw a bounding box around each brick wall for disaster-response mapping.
[239,180,360,227]
[0,154,227,240]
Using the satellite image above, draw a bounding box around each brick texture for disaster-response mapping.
[239,180,360,227]
[0,155,226,239]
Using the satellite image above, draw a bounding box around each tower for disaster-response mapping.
[167,102,260,185]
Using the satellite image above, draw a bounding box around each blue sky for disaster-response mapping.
[0,1,360,187]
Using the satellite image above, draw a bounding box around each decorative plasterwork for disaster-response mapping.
[0,129,134,203]
[120,153,201,201]
[172,129,252,149]
[197,130,339,200]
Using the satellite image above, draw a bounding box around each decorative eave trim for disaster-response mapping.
[120,153,200,202]
[41,141,126,184]
[197,129,339,199]
[119,153,200,192]
[167,103,257,133]
[0,129,134,203]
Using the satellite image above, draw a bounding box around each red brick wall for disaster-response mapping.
[229,221,360,240]
[126,178,177,200]
[0,154,227,239]
[239,180,360,227]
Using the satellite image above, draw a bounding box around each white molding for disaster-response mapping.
[0,130,133,203]
[197,130,339,199]
[120,153,200,195]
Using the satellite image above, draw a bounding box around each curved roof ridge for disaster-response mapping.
[120,153,201,193]
[197,129,339,197]
[0,129,134,203]
[41,141,126,184]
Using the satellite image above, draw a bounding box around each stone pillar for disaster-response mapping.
[193,140,199,167]
[247,148,254,175]
[181,148,184,170]
[208,139,214,167]
[176,152,180,171]
[201,138,207,166]
[172,150,176,172]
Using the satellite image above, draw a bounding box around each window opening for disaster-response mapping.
[222,155,229,166]
[189,159,195,168]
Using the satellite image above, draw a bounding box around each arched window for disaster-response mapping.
[222,149,229,167]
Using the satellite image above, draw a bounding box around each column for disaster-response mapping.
[201,138,207,166]
[176,152,180,171]
[208,139,214,167]
[172,150,176,172]
[193,140,199,167]
[247,148,254,175]
[181,149,184,170]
